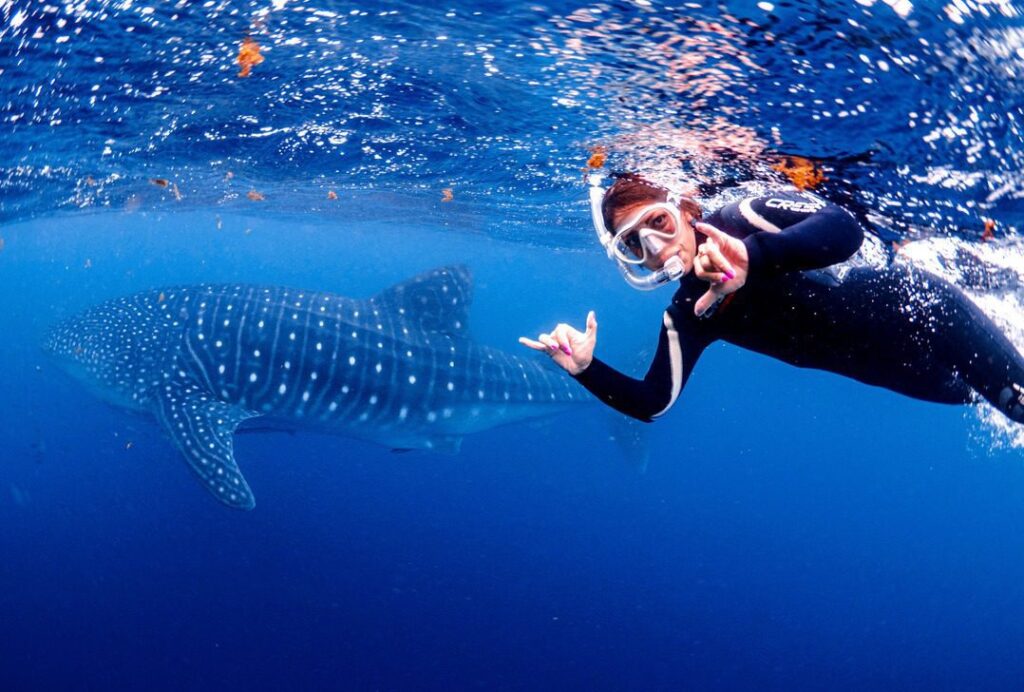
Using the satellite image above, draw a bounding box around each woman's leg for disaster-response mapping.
[921,271,1024,423]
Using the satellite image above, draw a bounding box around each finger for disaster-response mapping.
[695,221,730,244]
[697,269,730,284]
[553,324,575,356]
[694,287,723,317]
[693,254,707,276]
[693,254,725,281]
[701,240,735,277]
[585,310,597,338]
[538,333,560,352]
[518,336,549,352]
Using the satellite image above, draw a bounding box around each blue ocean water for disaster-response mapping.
[5,0,1024,689]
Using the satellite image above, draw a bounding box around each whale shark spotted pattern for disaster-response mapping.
[44,266,579,509]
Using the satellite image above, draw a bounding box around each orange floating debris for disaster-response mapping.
[150,178,170,188]
[247,190,264,201]
[441,188,454,202]
[327,190,338,200]
[773,155,826,191]
[237,37,264,78]
[224,171,234,181]
[982,219,996,242]
[157,291,166,303]
[587,145,607,169]
[84,175,97,187]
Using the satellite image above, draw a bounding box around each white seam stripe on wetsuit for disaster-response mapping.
[652,311,682,418]
[739,198,781,233]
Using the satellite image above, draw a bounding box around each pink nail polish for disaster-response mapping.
[562,345,573,356]
[724,271,735,280]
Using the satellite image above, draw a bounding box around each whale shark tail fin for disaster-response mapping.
[153,380,259,510]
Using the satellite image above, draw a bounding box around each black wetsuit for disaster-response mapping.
[575,191,1024,424]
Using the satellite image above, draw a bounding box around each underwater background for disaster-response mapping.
[5,0,1024,688]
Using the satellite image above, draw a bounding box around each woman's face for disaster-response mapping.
[610,199,697,274]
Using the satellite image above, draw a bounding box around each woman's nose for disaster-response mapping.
[640,230,670,255]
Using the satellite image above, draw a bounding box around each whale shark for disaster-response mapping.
[43,266,581,509]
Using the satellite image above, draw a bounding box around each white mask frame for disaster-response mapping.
[588,174,686,291]
[609,202,684,265]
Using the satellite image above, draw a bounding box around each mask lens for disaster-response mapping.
[647,211,668,231]
[609,203,683,265]
[612,230,646,263]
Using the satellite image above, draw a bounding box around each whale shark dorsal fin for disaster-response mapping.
[372,265,473,336]
[153,381,259,510]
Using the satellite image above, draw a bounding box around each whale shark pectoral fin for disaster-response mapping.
[152,382,259,510]
[372,265,473,336]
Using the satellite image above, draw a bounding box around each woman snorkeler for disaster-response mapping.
[520,173,1024,425]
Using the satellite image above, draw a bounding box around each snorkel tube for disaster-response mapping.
[588,174,685,291]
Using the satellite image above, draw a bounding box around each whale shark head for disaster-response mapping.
[43,297,167,409]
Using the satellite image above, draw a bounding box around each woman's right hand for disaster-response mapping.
[518,311,598,376]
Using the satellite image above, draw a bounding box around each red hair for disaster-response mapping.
[601,174,702,233]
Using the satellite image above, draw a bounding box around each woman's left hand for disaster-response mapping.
[692,221,749,317]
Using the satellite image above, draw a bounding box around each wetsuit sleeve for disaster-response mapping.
[572,310,700,422]
[716,193,864,280]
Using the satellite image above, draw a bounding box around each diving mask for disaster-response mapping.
[589,174,686,291]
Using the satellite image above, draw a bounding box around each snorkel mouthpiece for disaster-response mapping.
[623,255,685,290]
